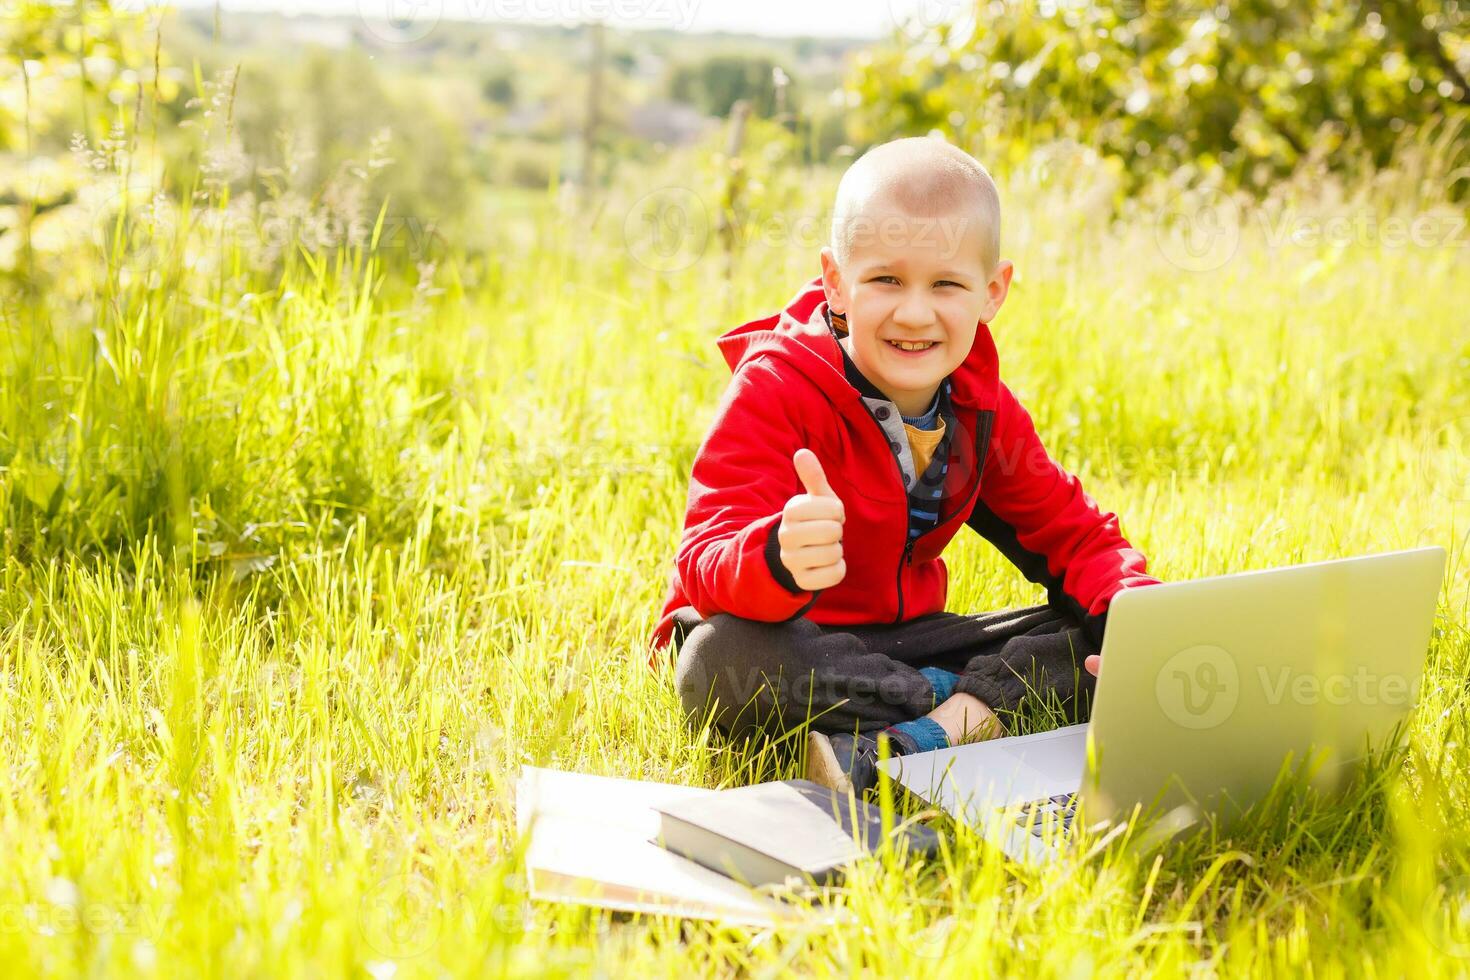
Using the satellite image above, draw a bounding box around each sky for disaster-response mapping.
[163,0,959,39]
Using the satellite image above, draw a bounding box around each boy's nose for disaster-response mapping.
[892,291,936,328]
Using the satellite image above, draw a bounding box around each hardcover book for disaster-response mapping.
[653,779,941,888]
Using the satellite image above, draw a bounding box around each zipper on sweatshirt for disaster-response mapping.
[897,537,916,620]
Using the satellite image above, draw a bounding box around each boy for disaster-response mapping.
[649,136,1159,794]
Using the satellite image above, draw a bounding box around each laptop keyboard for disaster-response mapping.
[1010,793,1078,838]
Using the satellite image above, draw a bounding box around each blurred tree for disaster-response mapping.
[669,54,785,117]
[230,48,472,240]
[0,0,179,154]
[850,0,1469,193]
[482,70,517,107]
[0,2,188,287]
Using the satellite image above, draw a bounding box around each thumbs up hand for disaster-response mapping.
[777,448,847,591]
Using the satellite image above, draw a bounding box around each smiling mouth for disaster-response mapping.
[886,339,939,352]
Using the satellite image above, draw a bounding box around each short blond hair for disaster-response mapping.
[831,136,1001,273]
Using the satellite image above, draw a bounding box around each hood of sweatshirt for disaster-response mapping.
[713,277,1000,414]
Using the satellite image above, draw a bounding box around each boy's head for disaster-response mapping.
[820,136,1013,417]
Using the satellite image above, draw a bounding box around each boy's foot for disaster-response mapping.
[806,729,920,795]
[805,731,877,795]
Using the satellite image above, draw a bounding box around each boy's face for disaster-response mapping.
[819,204,1012,417]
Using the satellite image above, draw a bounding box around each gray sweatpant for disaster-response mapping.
[667,603,1099,742]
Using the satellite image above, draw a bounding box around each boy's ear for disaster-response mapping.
[819,246,845,314]
[980,259,1015,322]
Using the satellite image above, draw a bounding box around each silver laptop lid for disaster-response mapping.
[1082,547,1446,826]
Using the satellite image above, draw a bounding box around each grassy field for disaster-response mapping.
[1,136,1468,976]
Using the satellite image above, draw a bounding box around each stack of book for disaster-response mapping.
[516,766,939,925]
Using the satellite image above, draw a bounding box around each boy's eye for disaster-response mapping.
[869,276,965,288]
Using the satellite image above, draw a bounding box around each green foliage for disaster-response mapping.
[227,48,472,243]
[482,70,517,106]
[851,0,1470,194]
[669,53,785,117]
[2,23,474,300]
[0,1,179,154]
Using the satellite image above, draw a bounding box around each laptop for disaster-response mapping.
[879,547,1447,863]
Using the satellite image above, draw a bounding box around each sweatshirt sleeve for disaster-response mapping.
[966,381,1160,643]
[674,358,822,624]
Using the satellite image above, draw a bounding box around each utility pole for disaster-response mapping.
[717,99,751,281]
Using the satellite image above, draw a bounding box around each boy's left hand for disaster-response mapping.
[1084,654,1100,677]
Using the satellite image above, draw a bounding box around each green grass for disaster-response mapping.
[1,132,1468,976]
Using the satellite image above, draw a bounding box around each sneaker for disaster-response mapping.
[806,729,918,795]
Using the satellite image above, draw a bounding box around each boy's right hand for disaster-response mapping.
[778,448,847,591]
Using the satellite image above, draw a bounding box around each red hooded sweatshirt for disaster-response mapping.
[649,277,1158,655]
